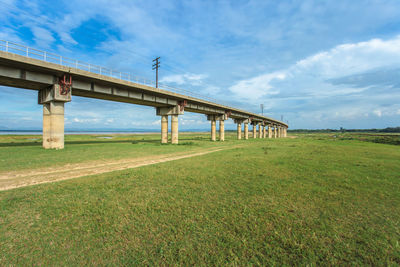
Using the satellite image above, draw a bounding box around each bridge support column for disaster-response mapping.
[237,123,242,139]
[42,101,65,149]
[258,124,262,139]
[284,127,287,137]
[244,122,249,140]
[157,105,184,144]
[252,123,257,138]
[234,119,243,140]
[278,126,282,138]
[171,115,179,144]
[211,120,216,141]
[268,125,272,138]
[274,126,277,138]
[263,124,267,138]
[39,83,71,149]
[161,115,168,144]
[207,114,227,142]
[219,120,225,141]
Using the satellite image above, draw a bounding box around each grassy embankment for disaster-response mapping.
[0,133,399,265]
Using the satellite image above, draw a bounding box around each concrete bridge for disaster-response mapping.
[0,41,288,149]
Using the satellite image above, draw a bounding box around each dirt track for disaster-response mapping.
[0,146,239,191]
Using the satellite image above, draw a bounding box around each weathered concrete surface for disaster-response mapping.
[253,124,257,139]
[244,123,249,140]
[211,120,216,141]
[171,115,179,144]
[161,115,168,144]
[237,123,242,140]
[219,120,225,141]
[42,101,64,149]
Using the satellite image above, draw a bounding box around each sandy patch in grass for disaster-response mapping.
[0,146,242,191]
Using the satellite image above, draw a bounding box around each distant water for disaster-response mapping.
[0,129,209,135]
[0,130,158,135]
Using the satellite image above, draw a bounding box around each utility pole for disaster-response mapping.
[152,57,160,88]
[281,115,283,121]
[260,104,264,116]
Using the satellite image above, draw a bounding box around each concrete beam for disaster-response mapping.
[156,105,184,116]
[38,84,71,104]
[207,114,228,121]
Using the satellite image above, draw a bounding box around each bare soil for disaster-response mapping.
[0,146,239,191]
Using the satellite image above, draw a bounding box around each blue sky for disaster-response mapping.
[1,0,400,130]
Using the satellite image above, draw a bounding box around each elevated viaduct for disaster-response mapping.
[0,41,288,149]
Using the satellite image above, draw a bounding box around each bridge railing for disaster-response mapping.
[0,40,230,107]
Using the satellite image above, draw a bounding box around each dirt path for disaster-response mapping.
[0,146,241,191]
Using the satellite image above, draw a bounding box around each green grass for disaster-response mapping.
[0,133,399,265]
[0,132,238,172]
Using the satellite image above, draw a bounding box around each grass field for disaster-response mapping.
[0,132,399,265]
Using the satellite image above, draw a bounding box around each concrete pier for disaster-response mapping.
[161,115,168,144]
[42,101,65,149]
[268,125,272,138]
[39,84,71,149]
[237,123,242,140]
[263,124,267,138]
[274,126,277,138]
[244,122,249,140]
[253,123,257,138]
[171,115,179,144]
[208,114,227,142]
[211,119,216,141]
[258,124,262,139]
[219,120,225,141]
[157,105,184,144]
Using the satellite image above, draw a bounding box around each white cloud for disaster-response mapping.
[229,72,285,101]
[373,109,382,117]
[31,26,55,47]
[72,117,99,123]
[229,35,400,103]
[160,73,208,86]
[151,120,161,126]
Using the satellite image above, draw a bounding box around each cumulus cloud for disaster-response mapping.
[228,35,400,127]
[160,73,208,86]
[229,72,285,101]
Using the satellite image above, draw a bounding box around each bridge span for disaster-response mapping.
[0,41,288,149]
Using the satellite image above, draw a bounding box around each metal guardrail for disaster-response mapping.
[0,40,230,107]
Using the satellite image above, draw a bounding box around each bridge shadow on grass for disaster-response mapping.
[0,136,210,147]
